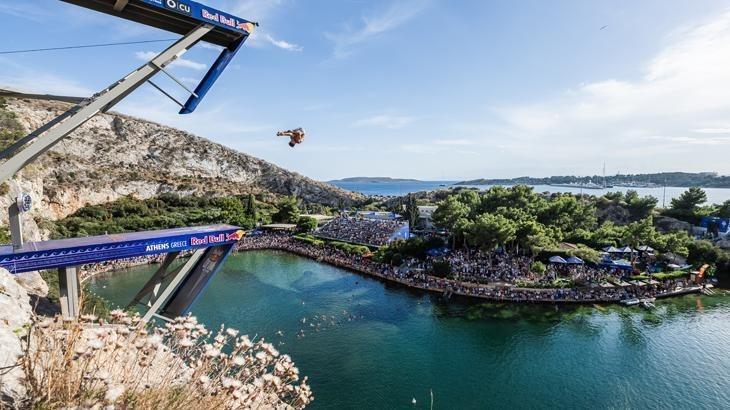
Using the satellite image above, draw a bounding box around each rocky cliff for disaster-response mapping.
[0,97,363,238]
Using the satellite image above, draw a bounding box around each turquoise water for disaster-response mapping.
[87,250,730,409]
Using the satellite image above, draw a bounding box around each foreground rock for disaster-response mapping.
[0,267,32,405]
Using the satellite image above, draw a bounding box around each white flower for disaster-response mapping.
[226,328,239,337]
[104,385,125,403]
[179,338,194,347]
[232,356,246,366]
[88,339,104,350]
[81,314,97,322]
[205,348,221,358]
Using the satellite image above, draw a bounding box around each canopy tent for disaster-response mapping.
[549,256,568,264]
[566,256,584,264]
[603,246,620,253]
[617,246,634,254]
[599,259,633,271]
[637,245,655,252]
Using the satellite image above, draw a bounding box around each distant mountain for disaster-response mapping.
[329,177,424,184]
[456,172,730,188]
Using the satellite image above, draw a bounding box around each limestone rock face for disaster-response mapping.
[1,97,363,233]
[0,267,32,405]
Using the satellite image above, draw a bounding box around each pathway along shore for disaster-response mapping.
[234,235,707,305]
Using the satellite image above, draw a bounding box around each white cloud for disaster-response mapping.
[135,51,207,71]
[489,10,730,167]
[326,0,429,59]
[353,114,416,129]
[400,144,437,154]
[0,59,93,96]
[433,139,475,146]
[0,2,48,21]
[692,128,730,134]
[261,34,303,51]
[216,0,301,52]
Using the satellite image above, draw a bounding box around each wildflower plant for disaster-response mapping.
[20,310,313,408]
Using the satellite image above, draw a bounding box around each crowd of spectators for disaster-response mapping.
[80,255,164,281]
[236,234,698,303]
[314,215,406,247]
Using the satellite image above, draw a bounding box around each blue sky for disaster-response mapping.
[2,0,730,181]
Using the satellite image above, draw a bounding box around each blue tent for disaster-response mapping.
[612,259,633,271]
[566,256,584,264]
[549,256,568,264]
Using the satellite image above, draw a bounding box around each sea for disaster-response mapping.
[329,181,730,205]
[89,250,730,409]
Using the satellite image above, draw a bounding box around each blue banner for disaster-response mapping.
[0,226,245,274]
[139,0,255,35]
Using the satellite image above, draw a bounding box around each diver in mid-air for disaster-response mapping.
[277,128,306,147]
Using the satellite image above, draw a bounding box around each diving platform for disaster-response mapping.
[0,225,245,321]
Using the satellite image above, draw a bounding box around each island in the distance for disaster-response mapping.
[457,172,730,188]
[328,177,424,184]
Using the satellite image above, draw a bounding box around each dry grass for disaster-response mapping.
[19,311,313,409]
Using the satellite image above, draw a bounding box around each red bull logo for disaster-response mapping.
[237,22,256,33]
[226,230,246,241]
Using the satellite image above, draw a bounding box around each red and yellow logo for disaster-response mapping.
[226,230,246,241]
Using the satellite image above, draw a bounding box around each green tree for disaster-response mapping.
[405,194,419,229]
[466,213,516,251]
[537,194,596,234]
[715,200,730,218]
[272,196,300,223]
[670,187,707,213]
[245,194,258,221]
[432,196,470,247]
[625,190,658,221]
[296,216,318,233]
[430,260,452,278]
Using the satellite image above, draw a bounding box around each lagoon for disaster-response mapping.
[88,250,730,409]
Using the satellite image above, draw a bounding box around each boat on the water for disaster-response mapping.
[621,298,640,306]
[639,297,656,309]
[549,181,604,190]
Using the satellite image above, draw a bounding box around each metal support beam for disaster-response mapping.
[157,65,199,98]
[147,80,185,108]
[128,251,180,308]
[7,203,22,250]
[0,24,214,184]
[139,249,205,323]
[113,0,129,12]
[58,266,80,318]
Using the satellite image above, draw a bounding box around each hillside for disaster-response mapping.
[0,97,362,239]
[457,172,730,187]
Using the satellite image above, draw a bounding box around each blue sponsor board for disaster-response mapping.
[139,0,254,35]
[700,217,730,234]
[0,225,244,274]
